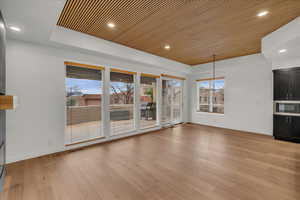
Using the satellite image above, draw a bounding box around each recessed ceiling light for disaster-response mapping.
[279,49,287,53]
[164,45,171,50]
[257,11,269,17]
[107,23,115,28]
[9,26,21,32]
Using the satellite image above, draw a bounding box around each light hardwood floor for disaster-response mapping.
[1,124,300,200]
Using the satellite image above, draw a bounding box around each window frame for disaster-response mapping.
[109,70,137,136]
[139,74,160,129]
[64,63,105,145]
[161,77,184,125]
[196,78,225,115]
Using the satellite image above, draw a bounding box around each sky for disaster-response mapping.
[66,78,102,94]
[198,80,224,89]
[66,78,134,94]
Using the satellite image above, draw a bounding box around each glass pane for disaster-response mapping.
[212,79,224,114]
[66,66,103,144]
[162,80,172,123]
[172,80,182,122]
[276,103,300,114]
[110,72,135,135]
[198,81,210,112]
[140,76,157,128]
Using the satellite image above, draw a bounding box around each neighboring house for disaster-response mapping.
[81,94,102,106]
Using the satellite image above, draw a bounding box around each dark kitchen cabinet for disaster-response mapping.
[273,67,300,100]
[291,116,300,139]
[274,115,300,143]
[291,70,300,100]
[273,71,291,100]
[0,11,5,94]
[273,115,292,139]
[0,10,5,191]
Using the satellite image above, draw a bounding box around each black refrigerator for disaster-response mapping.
[0,10,6,191]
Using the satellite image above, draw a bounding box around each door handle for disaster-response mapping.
[288,116,292,124]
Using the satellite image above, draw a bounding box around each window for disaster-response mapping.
[172,80,183,122]
[162,79,183,124]
[65,64,103,144]
[110,70,135,135]
[140,75,158,128]
[197,78,224,114]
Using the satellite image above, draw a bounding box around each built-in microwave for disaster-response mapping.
[274,101,300,116]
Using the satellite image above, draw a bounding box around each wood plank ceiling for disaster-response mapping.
[57,0,300,65]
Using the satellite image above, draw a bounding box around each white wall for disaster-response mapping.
[262,17,300,70]
[189,54,273,135]
[6,39,189,163]
[51,27,190,74]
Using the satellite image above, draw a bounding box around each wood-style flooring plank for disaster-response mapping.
[1,124,300,200]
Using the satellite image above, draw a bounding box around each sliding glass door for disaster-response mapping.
[110,71,135,135]
[162,80,172,124]
[65,65,103,144]
[140,75,158,128]
[162,79,183,125]
[65,63,185,144]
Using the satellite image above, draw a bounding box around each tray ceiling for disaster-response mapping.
[57,0,300,65]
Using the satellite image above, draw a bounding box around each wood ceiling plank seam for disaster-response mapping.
[80,0,106,33]
[71,0,96,31]
[86,3,141,38]
[113,2,188,44]
[58,0,77,27]
[113,1,191,44]
[67,0,85,31]
[57,0,72,25]
[121,1,216,49]
[84,0,113,34]
[76,0,103,32]
[87,0,112,24]
[69,0,89,31]
[63,0,82,29]
[106,0,134,25]
[140,0,262,55]
[110,0,173,41]
[57,0,300,65]
[138,1,230,52]
[88,0,180,41]
[109,0,146,25]
[87,0,123,35]
[91,0,166,37]
[62,0,79,29]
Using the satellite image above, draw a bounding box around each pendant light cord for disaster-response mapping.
[212,55,216,107]
[213,54,216,91]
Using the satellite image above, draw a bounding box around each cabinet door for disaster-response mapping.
[0,11,6,94]
[291,116,300,139]
[273,71,291,100]
[273,115,292,138]
[291,69,300,100]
